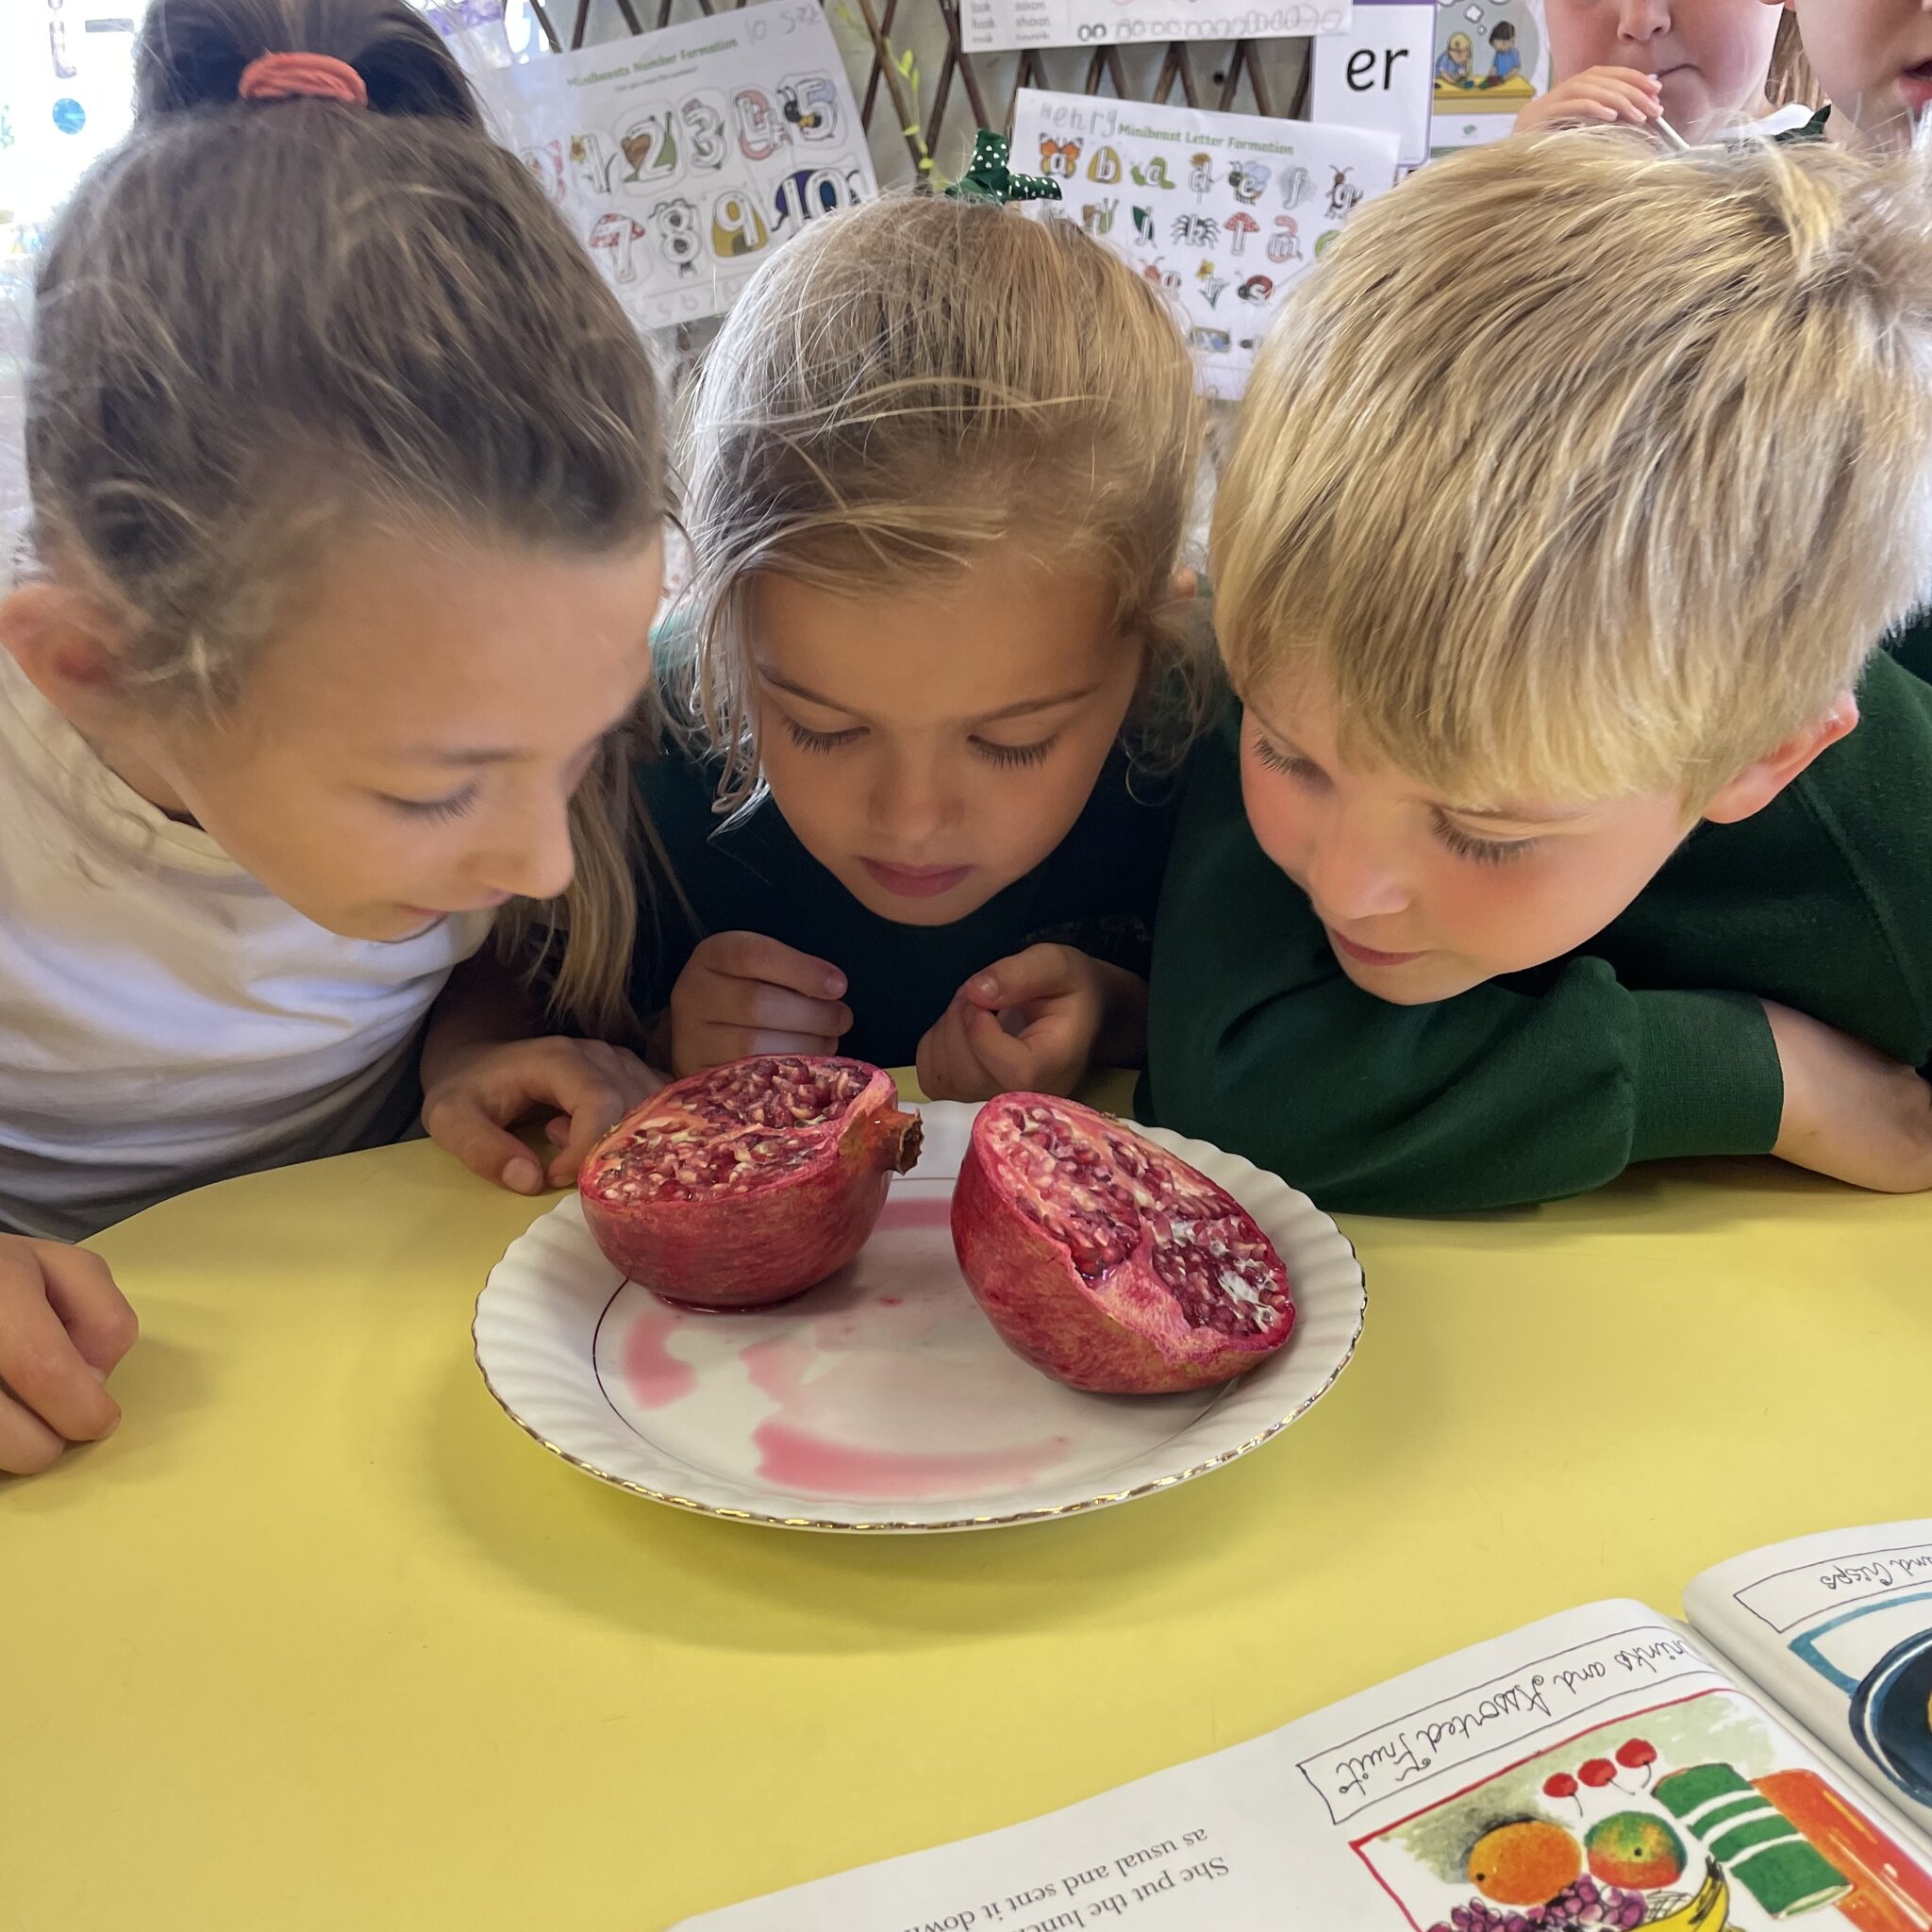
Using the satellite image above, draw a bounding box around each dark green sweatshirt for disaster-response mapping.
[1139,652,1932,1214]
[631,738,1183,1069]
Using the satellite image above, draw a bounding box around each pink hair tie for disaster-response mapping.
[238,52,368,108]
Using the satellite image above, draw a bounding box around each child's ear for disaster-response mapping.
[0,580,133,729]
[1168,567,1201,603]
[1702,691,1858,825]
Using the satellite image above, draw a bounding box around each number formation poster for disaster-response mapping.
[1009,89,1399,399]
[472,2,876,333]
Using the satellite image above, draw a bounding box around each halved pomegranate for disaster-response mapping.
[950,1094,1294,1393]
[579,1056,922,1309]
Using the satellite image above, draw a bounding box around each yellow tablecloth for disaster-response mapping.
[4,1118,1927,1930]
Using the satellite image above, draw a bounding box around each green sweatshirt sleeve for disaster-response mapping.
[1139,726,1785,1214]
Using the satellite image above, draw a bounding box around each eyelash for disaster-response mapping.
[1430,813,1536,867]
[1255,734,1536,865]
[386,788,479,824]
[780,717,1058,768]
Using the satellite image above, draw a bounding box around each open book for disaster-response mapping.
[676,1523,1932,1931]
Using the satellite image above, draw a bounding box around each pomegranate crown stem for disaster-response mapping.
[873,1104,923,1174]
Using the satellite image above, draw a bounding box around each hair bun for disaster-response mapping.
[136,0,478,125]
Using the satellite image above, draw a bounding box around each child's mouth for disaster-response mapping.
[1327,927,1425,969]
[1902,60,1932,112]
[860,858,973,899]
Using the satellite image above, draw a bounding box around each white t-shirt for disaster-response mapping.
[0,651,491,1240]
[1754,103,1819,138]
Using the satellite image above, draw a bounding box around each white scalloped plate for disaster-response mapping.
[472,1102,1366,1532]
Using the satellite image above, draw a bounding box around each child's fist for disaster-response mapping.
[1515,66,1662,134]
[916,945,1138,1103]
[667,933,852,1075]
[0,1237,138,1476]
[423,1036,664,1193]
[1765,1001,1932,1193]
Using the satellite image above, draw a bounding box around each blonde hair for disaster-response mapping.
[1215,130,1932,809]
[25,0,664,1033]
[667,193,1211,804]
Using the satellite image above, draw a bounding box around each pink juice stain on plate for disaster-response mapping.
[622,1301,697,1409]
[874,1191,954,1232]
[752,1420,1074,1500]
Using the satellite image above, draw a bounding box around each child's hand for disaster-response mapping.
[1765,1002,1932,1193]
[1515,67,1662,133]
[423,1037,664,1193]
[0,1236,138,1476]
[668,933,852,1075]
[916,945,1144,1103]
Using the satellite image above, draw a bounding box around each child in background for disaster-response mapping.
[1518,0,1803,141]
[0,0,666,1474]
[637,193,1212,1103]
[1141,132,1932,1214]
[1775,0,1932,146]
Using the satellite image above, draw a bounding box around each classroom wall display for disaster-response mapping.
[1309,0,1436,171]
[470,1,875,333]
[961,0,1350,55]
[1430,0,1550,153]
[1009,87,1400,400]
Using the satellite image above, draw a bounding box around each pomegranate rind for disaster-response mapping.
[579,1056,922,1309]
[951,1094,1294,1393]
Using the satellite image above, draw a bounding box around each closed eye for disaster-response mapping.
[1432,812,1537,865]
[972,735,1058,769]
[382,786,480,823]
[1251,735,1324,785]
[781,717,864,755]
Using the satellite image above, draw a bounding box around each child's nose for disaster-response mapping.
[1615,0,1671,41]
[1302,824,1408,923]
[479,798,576,905]
[869,756,951,845]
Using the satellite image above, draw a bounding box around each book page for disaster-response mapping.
[1688,1522,1932,1857]
[676,1602,1932,1929]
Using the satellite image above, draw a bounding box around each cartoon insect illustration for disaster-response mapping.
[650,197,702,276]
[1278,163,1309,208]
[710,186,770,258]
[1188,150,1215,199]
[620,108,681,189]
[1131,204,1156,244]
[1081,199,1118,237]
[1142,258,1183,296]
[733,88,789,162]
[1172,211,1220,249]
[1040,138,1083,179]
[1267,214,1301,264]
[587,210,648,287]
[1326,165,1364,221]
[1236,274,1274,305]
[1225,158,1270,204]
[1195,261,1229,308]
[778,75,840,142]
[520,141,566,205]
[1087,145,1123,184]
[1224,209,1259,256]
[680,93,730,173]
[1130,157,1174,191]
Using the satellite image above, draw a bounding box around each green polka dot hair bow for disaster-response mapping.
[946,129,1062,204]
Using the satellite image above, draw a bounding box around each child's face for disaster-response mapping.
[1239,675,1698,1005]
[126,525,660,942]
[1548,0,1784,128]
[749,547,1142,927]
[1788,0,1932,142]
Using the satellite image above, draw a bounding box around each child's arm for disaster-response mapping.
[1141,734,1932,1212]
[420,954,662,1193]
[0,1236,137,1475]
[916,946,1146,1102]
[1514,67,1662,135]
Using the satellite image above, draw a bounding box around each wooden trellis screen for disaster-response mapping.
[520,0,1302,183]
